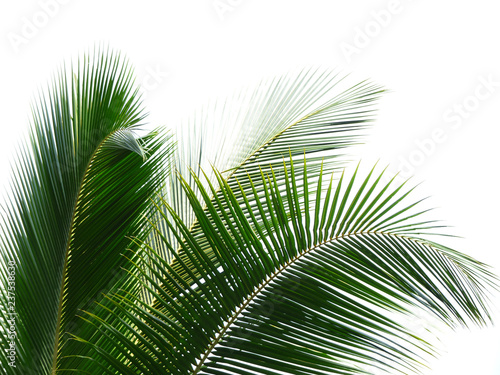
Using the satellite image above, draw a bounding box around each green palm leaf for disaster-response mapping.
[72,158,496,374]
[152,70,385,305]
[2,52,496,375]
[0,50,174,374]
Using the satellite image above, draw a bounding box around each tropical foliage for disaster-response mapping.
[0,50,496,375]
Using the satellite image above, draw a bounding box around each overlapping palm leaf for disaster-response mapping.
[0,50,173,374]
[151,70,385,305]
[72,158,496,374]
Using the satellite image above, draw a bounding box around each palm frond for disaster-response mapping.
[0,50,174,374]
[72,158,496,374]
[153,69,384,304]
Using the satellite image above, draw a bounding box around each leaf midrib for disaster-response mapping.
[50,130,121,374]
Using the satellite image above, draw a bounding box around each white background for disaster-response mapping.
[1,1,499,374]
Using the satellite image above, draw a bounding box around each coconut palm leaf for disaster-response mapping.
[152,70,385,305]
[71,158,496,374]
[0,50,174,374]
